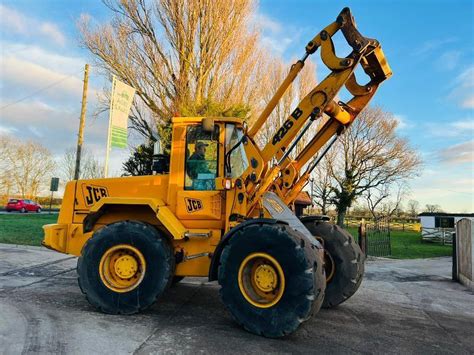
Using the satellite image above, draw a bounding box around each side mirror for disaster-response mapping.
[242,121,248,134]
[202,117,215,132]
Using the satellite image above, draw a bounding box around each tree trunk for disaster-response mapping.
[336,206,347,227]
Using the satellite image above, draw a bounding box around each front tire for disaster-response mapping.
[303,221,364,308]
[20,208,26,213]
[77,221,174,314]
[37,208,42,213]
[218,222,326,338]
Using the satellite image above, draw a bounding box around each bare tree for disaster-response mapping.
[366,186,390,219]
[407,199,420,217]
[366,182,407,219]
[310,149,335,215]
[255,58,317,152]
[80,0,266,142]
[325,107,422,226]
[60,147,104,181]
[0,135,55,198]
[0,136,15,203]
[424,204,443,213]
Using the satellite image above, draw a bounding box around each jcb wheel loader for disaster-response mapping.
[43,8,391,337]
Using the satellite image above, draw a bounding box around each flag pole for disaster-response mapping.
[104,76,115,178]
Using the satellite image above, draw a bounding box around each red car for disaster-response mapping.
[5,199,42,213]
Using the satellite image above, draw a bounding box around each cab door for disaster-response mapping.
[174,123,225,229]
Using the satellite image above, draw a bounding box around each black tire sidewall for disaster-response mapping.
[305,221,364,308]
[78,221,173,314]
[218,223,319,337]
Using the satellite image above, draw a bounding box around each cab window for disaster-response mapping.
[185,125,219,190]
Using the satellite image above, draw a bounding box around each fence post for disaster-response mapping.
[452,231,458,281]
[358,219,367,256]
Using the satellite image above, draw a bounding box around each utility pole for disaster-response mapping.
[74,64,90,180]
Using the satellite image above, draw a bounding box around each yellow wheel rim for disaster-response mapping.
[99,244,146,293]
[324,249,336,283]
[238,252,285,308]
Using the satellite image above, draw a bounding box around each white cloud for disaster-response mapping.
[393,114,410,130]
[253,13,282,33]
[414,37,457,56]
[39,22,66,46]
[436,50,461,71]
[449,66,474,109]
[252,10,301,55]
[261,36,293,54]
[1,56,84,101]
[0,4,26,33]
[438,140,474,165]
[450,119,474,132]
[409,165,474,212]
[0,4,66,45]
[0,125,18,135]
[0,100,79,132]
[424,118,474,138]
[462,96,474,109]
[2,42,84,72]
[0,43,100,110]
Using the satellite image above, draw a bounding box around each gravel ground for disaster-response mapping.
[0,243,473,354]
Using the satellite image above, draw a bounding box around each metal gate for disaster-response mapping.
[359,218,391,257]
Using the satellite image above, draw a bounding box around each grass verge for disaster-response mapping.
[347,227,452,259]
[0,213,58,246]
[0,214,453,258]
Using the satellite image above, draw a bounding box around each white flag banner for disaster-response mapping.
[109,76,136,148]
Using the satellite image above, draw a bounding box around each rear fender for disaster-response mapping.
[83,197,187,240]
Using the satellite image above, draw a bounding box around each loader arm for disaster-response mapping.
[230,7,392,217]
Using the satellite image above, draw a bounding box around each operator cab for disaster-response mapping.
[165,116,249,226]
[156,117,249,190]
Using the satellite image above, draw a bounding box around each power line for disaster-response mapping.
[0,68,85,110]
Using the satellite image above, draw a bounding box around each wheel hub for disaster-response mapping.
[99,244,146,293]
[238,253,285,308]
[254,264,277,292]
[114,255,138,279]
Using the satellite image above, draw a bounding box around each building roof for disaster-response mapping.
[294,191,312,206]
[418,212,474,217]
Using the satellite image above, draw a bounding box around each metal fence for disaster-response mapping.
[358,218,392,257]
[422,227,455,245]
[346,217,420,232]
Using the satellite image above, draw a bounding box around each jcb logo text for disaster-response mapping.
[185,198,203,213]
[82,184,109,206]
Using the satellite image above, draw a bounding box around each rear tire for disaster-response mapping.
[77,221,174,314]
[37,208,42,213]
[20,208,26,213]
[303,220,364,308]
[218,222,325,338]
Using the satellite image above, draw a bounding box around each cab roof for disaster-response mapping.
[172,116,244,125]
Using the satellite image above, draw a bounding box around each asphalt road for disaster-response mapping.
[0,243,473,354]
[0,211,58,215]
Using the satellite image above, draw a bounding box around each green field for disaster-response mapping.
[0,214,453,259]
[0,213,58,246]
[347,227,452,259]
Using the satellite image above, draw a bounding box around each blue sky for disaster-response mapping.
[0,0,473,212]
